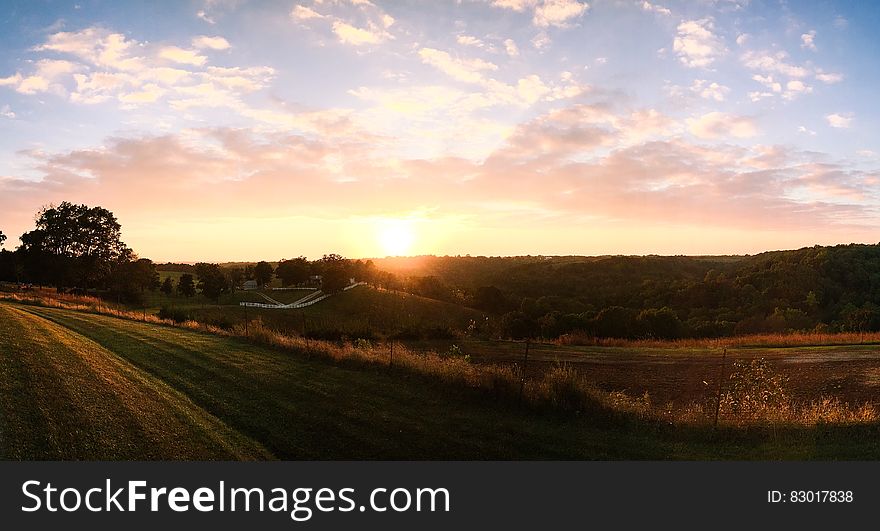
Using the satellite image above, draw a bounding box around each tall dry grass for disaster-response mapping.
[2,288,876,428]
[556,329,880,349]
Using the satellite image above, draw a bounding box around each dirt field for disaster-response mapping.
[409,339,880,407]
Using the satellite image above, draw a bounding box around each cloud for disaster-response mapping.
[196,10,216,24]
[690,79,729,101]
[3,112,876,260]
[159,46,208,66]
[418,48,498,84]
[798,126,816,136]
[686,112,757,139]
[815,70,843,84]
[673,19,725,68]
[0,104,14,119]
[826,113,852,129]
[641,1,671,16]
[291,5,325,20]
[748,91,773,102]
[294,0,394,47]
[741,50,808,78]
[35,28,145,72]
[735,33,748,46]
[801,30,817,51]
[456,35,485,48]
[504,39,520,57]
[489,0,589,28]
[783,79,811,100]
[533,0,589,27]
[0,24,283,118]
[331,21,390,45]
[192,35,231,50]
[1,59,79,95]
[752,74,781,93]
[491,0,533,10]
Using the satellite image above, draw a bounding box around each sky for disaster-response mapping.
[0,0,878,261]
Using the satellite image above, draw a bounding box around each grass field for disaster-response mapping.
[6,299,880,459]
[142,285,484,339]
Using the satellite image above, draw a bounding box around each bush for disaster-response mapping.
[719,358,788,421]
[158,305,190,323]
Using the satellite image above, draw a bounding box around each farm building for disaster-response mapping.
[242,280,258,290]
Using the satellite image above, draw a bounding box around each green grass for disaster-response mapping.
[6,300,880,460]
[0,303,270,460]
[142,285,484,339]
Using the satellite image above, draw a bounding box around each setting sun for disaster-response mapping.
[376,219,416,257]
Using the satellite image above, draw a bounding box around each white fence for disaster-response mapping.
[239,282,366,309]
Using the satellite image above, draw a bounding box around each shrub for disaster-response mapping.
[158,305,190,323]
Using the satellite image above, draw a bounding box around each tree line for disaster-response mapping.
[0,203,375,304]
[372,246,880,340]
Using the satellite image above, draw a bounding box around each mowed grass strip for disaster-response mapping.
[12,302,694,459]
[0,304,272,460]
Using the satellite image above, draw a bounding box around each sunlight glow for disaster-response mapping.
[376,219,416,257]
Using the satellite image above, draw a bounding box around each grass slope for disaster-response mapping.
[0,304,270,460]
[5,301,880,460]
[145,285,483,339]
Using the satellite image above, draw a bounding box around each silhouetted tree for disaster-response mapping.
[226,267,244,291]
[254,261,273,287]
[473,286,508,313]
[636,307,683,340]
[276,257,310,287]
[0,230,5,248]
[160,276,174,295]
[17,202,132,288]
[194,263,228,301]
[177,274,196,298]
[316,254,349,293]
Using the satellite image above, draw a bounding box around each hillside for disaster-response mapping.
[146,285,485,340]
[372,244,880,339]
[0,301,667,459]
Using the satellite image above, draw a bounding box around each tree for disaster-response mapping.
[316,254,350,293]
[473,286,508,313]
[194,263,228,301]
[276,257,311,287]
[160,276,174,295]
[254,261,274,287]
[636,307,683,340]
[17,202,132,288]
[177,274,196,297]
[595,306,639,339]
[0,230,5,248]
[108,258,158,302]
[226,267,245,291]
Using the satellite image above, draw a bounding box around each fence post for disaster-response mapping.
[389,341,394,367]
[519,338,530,403]
[713,347,727,428]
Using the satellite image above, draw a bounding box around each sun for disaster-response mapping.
[376,219,416,256]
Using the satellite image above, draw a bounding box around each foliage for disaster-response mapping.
[253,261,273,287]
[160,276,174,295]
[194,263,228,301]
[275,257,310,287]
[718,358,788,421]
[177,274,196,297]
[16,202,132,288]
[316,253,349,293]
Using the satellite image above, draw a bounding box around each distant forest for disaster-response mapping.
[371,245,880,340]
